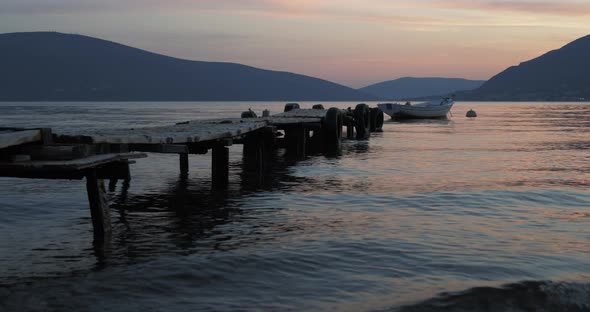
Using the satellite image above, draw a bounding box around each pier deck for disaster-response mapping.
[0,129,44,149]
[0,105,384,245]
[56,118,268,145]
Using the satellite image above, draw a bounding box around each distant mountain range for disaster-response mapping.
[2,32,589,102]
[359,77,485,100]
[0,32,374,101]
[461,34,590,101]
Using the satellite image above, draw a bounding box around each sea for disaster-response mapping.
[0,101,589,311]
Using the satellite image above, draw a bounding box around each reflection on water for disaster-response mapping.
[1,102,590,311]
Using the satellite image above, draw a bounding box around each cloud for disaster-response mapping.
[3,0,590,18]
[0,1,102,14]
[198,0,590,17]
[0,0,286,14]
[430,0,590,16]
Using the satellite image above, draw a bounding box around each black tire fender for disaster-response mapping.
[324,107,343,147]
[354,103,370,139]
[370,107,384,132]
[284,103,300,112]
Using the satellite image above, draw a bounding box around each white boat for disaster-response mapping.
[377,97,454,119]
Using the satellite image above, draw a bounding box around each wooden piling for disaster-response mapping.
[39,128,53,145]
[108,179,118,192]
[243,137,259,167]
[85,169,111,244]
[242,127,275,184]
[309,129,325,154]
[347,124,355,139]
[243,135,266,176]
[212,146,229,187]
[179,153,189,175]
[285,125,306,159]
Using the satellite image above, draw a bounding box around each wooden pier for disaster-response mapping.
[0,104,384,245]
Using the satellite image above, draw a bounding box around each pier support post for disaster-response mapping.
[243,127,275,185]
[346,123,354,139]
[108,179,118,192]
[310,129,325,154]
[285,125,306,159]
[39,128,53,144]
[85,169,111,245]
[243,136,263,187]
[212,146,229,188]
[243,135,266,176]
[179,153,189,175]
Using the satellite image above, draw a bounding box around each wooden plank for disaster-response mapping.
[23,144,93,160]
[0,152,147,171]
[0,130,41,149]
[263,117,323,125]
[85,169,111,245]
[56,119,268,145]
[161,144,189,154]
[273,109,328,118]
[131,144,189,154]
[53,117,323,148]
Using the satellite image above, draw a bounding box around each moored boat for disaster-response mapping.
[377,96,454,119]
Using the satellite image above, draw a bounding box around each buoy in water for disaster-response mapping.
[466,109,477,118]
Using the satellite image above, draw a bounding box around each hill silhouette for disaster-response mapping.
[462,35,590,101]
[359,77,484,100]
[0,32,374,101]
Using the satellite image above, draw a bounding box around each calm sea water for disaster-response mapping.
[1,102,589,311]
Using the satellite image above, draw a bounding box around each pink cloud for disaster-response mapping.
[3,0,590,18]
[431,0,590,16]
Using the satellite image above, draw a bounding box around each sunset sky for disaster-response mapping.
[1,0,590,88]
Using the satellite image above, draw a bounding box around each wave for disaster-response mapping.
[392,280,590,312]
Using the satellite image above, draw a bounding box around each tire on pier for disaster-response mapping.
[369,107,384,132]
[324,107,343,149]
[284,103,300,112]
[312,104,325,110]
[354,103,370,139]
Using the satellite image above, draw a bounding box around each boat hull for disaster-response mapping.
[377,100,453,120]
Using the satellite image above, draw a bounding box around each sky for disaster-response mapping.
[1,0,590,88]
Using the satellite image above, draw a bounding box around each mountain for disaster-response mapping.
[462,35,590,101]
[0,32,374,101]
[359,77,485,100]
